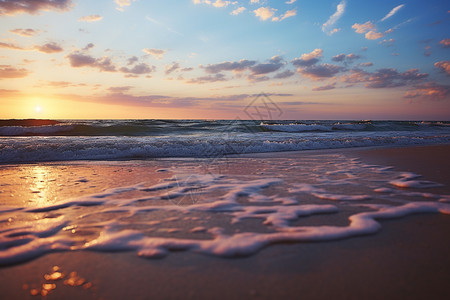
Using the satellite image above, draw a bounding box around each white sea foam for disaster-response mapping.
[0,153,449,265]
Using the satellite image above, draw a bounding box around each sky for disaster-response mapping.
[0,0,449,120]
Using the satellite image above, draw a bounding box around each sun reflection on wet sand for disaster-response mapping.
[29,166,55,207]
[22,265,94,297]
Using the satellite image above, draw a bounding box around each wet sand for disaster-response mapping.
[0,144,449,300]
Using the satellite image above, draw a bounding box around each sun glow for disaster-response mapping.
[34,105,42,113]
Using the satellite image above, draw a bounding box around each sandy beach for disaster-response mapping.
[0,144,449,300]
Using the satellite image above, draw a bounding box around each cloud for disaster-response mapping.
[0,65,30,78]
[404,82,449,100]
[439,39,450,48]
[115,0,136,11]
[254,7,277,21]
[365,31,384,40]
[322,1,346,35]
[331,53,361,64]
[186,73,227,84]
[212,0,230,8]
[380,4,405,22]
[247,74,270,82]
[142,48,167,59]
[352,21,375,33]
[193,0,231,8]
[434,61,450,76]
[272,9,297,21]
[346,53,361,61]
[367,68,428,88]
[291,49,323,67]
[67,53,116,72]
[0,41,24,51]
[127,56,138,65]
[359,62,373,67]
[0,0,73,16]
[108,86,133,93]
[34,42,63,53]
[274,69,295,79]
[231,7,246,15]
[352,21,385,40]
[331,54,346,62]
[78,14,103,22]
[341,68,428,89]
[0,41,63,53]
[286,0,297,4]
[120,63,155,75]
[165,62,180,75]
[67,50,156,77]
[298,63,344,79]
[249,56,284,75]
[379,38,396,46]
[201,59,257,73]
[312,82,336,91]
[9,28,42,37]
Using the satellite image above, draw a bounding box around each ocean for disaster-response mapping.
[1,119,449,163]
[0,119,449,267]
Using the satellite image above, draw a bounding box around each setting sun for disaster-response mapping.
[34,105,42,113]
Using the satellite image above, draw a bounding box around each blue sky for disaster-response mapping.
[0,0,449,119]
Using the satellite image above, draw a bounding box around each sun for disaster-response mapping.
[34,105,42,113]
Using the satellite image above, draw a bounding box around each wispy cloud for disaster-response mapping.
[312,82,336,91]
[0,41,63,53]
[9,28,42,37]
[381,4,405,22]
[231,7,246,15]
[78,14,103,22]
[193,0,231,8]
[142,48,167,60]
[352,21,375,33]
[322,1,345,35]
[115,0,136,12]
[0,65,30,78]
[272,9,297,22]
[404,82,449,100]
[186,73,227,84]
[145,16,183,36]
[165,62,180,75]
[0,0,73,16]
[201,59,257,73]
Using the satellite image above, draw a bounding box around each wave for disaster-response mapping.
[1,133,449,163]
[1,119,449,137]
[260,123,368,132]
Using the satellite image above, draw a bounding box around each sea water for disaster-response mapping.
[0,119,449,163]
[0,151,449,265]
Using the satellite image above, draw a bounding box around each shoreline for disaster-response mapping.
[0,144,449,299]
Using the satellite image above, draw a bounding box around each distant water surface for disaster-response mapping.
[0,119,449,163]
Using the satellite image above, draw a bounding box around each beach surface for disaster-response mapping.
[0,144,449,299]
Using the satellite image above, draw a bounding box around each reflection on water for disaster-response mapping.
[29,166,54,207]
